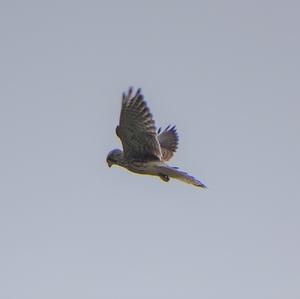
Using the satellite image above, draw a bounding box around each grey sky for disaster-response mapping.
[0,1,299,298]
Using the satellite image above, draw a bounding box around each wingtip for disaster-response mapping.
[137,94,144,102]
[136,87,142,97]
[197,182,207,189]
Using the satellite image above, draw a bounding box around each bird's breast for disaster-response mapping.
[128,160,165,175]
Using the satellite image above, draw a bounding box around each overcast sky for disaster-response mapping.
[0,1,299,298]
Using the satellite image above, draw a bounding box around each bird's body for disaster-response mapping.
[106,88,206,188]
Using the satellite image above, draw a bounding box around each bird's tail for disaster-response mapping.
[158,165,207,188]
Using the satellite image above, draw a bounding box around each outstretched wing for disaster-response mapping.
[158,125,179,161]
[116,87,162,161]
[158,165,207,188]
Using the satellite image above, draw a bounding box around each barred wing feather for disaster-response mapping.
[116,88,162,161]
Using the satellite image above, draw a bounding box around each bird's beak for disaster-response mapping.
[107,160,112,168]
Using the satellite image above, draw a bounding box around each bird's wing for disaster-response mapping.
[158,165,207,188]
[157,125,179,161]
[116,87,162,161]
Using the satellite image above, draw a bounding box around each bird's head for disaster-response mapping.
[106,149,123,167]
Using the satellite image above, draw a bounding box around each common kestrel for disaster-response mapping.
[106,87,207,188]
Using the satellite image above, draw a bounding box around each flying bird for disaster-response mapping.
[106,87,207,188]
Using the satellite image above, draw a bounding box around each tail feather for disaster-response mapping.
[157,126,179,162]
[158,165,207,188]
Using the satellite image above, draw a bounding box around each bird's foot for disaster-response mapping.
[159,174,170,182]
